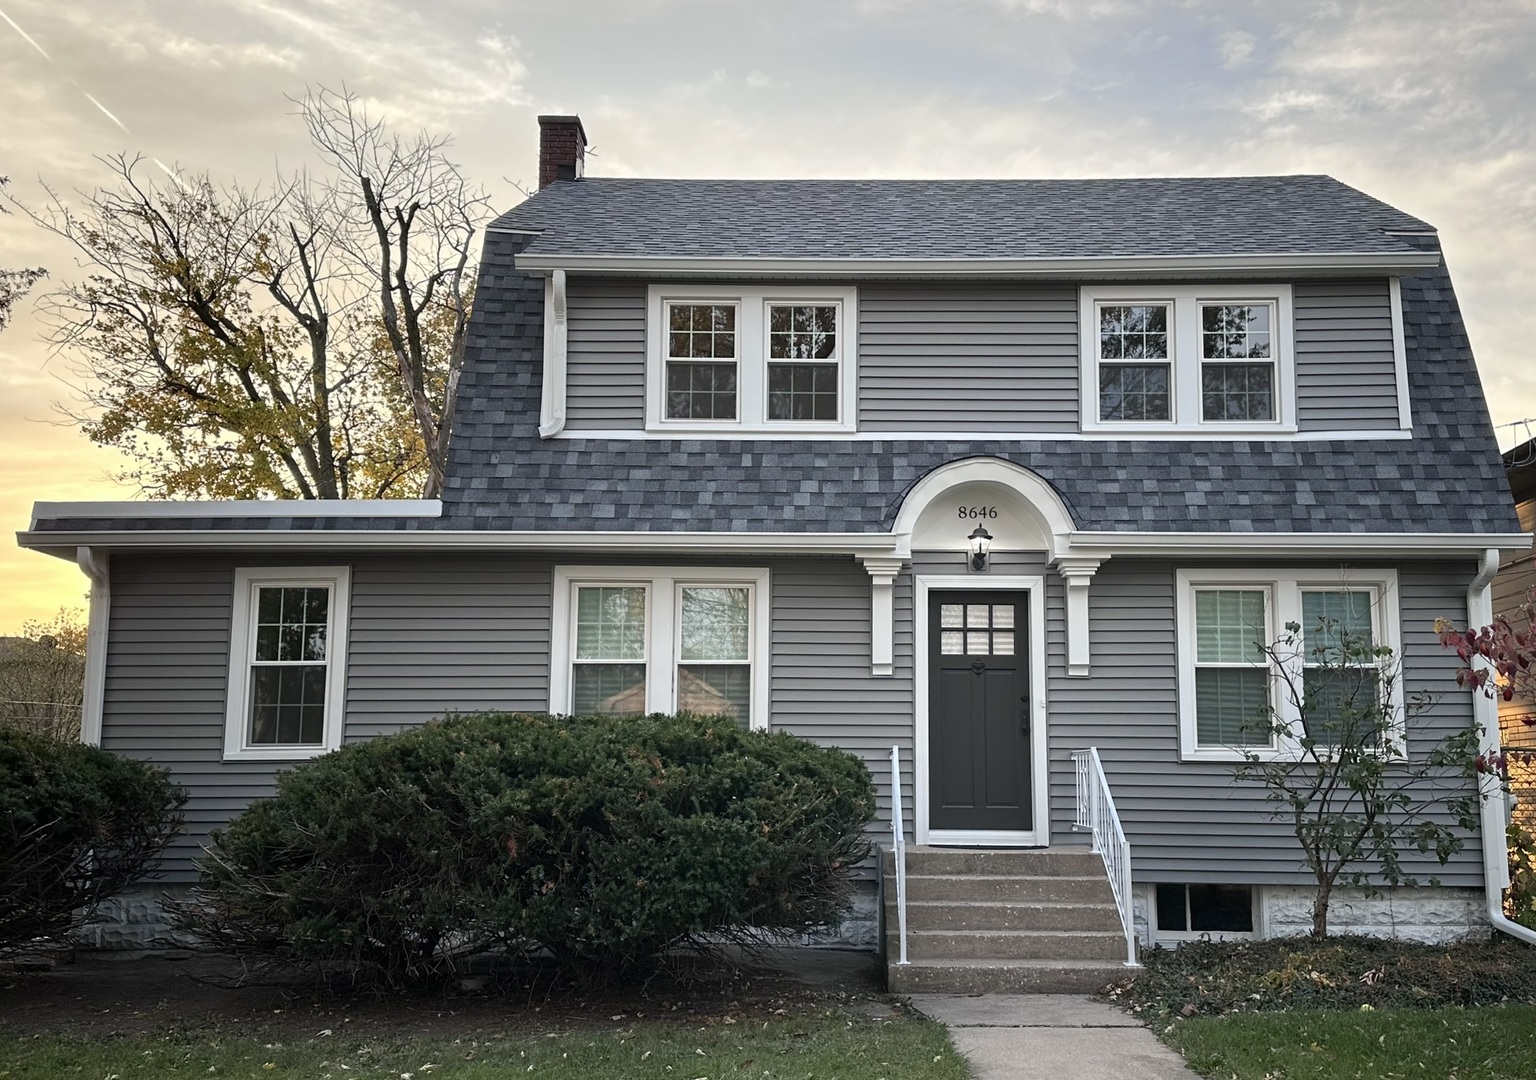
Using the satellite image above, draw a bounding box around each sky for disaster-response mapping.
[1,0,1534,628]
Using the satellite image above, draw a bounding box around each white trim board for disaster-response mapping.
[913,574,1050,848]
[515,251,1441,279]
[552,428,1417,442]
[1389,277,1412,431]
[19,527,1529,560]
[31,499,442,526]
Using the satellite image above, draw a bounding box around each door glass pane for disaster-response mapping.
[678,664,751,727]
[992,605,1014,629]
[941,630,964,655]
[992,631,1015,656]
[576,587,646,660]
[966,604,989,628]
[1195,590,1266,663]
[680,587,750,661]
[967,631,990,653]
[941,604,964,628]
[572,663,647,715]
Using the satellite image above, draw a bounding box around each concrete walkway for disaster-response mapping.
[909,994,1199,1080]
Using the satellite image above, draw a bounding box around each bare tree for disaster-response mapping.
[0,610,86,741]
[0,177,46,336]
[12,88,489,500]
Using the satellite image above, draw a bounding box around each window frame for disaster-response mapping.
[1175,568,1402,762]
[662,300,742,422]
[1149,882,1260,944]
[223,566,350,762]
[645,285,858,434]
[1080,284,1296,435]
[550,566,771,729]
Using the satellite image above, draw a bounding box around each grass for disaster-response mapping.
[0,1007,969,1080]
[1164,1004,1536,1080]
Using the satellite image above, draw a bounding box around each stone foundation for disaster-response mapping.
[78,885,195,952]
[1262,885,1488,943]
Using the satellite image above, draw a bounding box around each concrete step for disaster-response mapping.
[887,899,1124,933]
[889,872,1116,905]
[888,929,1128,962]
[887,958,1130,995]
[885,847,1103,877]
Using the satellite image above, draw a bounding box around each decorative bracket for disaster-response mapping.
[538,269,569,438]
[860,556,906,677]
[1054,557,1102,677]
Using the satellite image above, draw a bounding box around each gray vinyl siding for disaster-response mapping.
[556,279,1404,434]
[857,286,1079,431]
[102,551,1481,888]
[1048,558,1482,886]
[1294,279,1402,430]
[562,278,646,430]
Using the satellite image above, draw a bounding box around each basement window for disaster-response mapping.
[1154,883,1256,941]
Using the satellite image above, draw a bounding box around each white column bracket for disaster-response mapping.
[76,545,110,745]
[538,268,569,438]
[1054,556,1102,677]
[861,556,906,677]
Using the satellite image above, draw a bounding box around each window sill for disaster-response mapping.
[223,744,337,763]
[1082,422,1299,438]
[642,420,856,436]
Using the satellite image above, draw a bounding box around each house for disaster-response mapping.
[17,116,1534,984]
[1492,436,1536,833]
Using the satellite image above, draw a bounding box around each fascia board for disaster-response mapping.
[513,251,1441,280]
[29,499,442,528]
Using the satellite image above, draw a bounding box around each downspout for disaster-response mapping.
[76,545,110,746]
[1468,547,1536,945]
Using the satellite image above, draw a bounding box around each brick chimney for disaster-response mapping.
[538,115,586,189]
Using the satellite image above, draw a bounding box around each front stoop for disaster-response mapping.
[883,847,1132,994]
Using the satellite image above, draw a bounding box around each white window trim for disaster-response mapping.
[1146,882,1261,945]
[1080,284,1296,435]
[223,566,350,762]
[1175,568,1402,762]
[645,284,858,435]
[550,566,771,730]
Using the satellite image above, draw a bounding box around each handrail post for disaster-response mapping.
[889,745,909,966]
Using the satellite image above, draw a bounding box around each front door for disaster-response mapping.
[929,591,1032,833]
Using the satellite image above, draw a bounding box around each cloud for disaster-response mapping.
[1219,29,1255,68]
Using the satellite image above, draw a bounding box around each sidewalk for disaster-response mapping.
[909,994,1198,1080]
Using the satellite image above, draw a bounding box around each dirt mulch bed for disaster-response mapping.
[0,947,890,1039]
[1107,933,1536,1018]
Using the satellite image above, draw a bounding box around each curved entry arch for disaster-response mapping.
[887,458,1100,847]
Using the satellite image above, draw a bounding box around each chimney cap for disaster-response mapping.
[537,115,587,144]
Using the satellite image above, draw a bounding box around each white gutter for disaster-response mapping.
[1468,546,1536,946]
[513,250,1442,280]
[76,546,109,746]
[538,269,568,438]
[30,499,442,527]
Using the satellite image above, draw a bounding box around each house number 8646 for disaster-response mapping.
[957,506,998,519]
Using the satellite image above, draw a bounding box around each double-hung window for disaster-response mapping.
[553,567,769,729]
[1081,285,1294,434]
[224,567,350,760]
[648,286,857,433]
[1176,569,1400,760]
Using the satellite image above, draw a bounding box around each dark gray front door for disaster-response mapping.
[929,591,1031,833]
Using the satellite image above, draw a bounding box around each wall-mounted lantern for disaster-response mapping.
[967,525,992,572]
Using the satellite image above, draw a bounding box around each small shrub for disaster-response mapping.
[0,728,186,953]
[176,712,875,985]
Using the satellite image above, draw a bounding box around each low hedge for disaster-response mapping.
[177,712,875,985]
[0,728,186,952]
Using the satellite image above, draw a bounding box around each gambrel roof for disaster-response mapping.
[494,175,1433,262]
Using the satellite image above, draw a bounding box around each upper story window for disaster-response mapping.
[647,285,857,434]
[1081,285,1295,435]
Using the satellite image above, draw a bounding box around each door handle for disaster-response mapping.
[1020,697,1031,736]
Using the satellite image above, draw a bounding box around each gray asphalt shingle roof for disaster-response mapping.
[494,175,1434,261]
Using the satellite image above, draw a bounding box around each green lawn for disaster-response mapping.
[1164,1004,1536,1080]
[0,1008,969,1080]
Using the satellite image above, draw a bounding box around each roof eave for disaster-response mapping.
[511,251,1441,280]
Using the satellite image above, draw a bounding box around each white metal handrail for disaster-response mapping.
[889,745,909,966]
[1072,747,1139,967]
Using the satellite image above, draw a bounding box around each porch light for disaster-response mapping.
[967,525,992,572]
